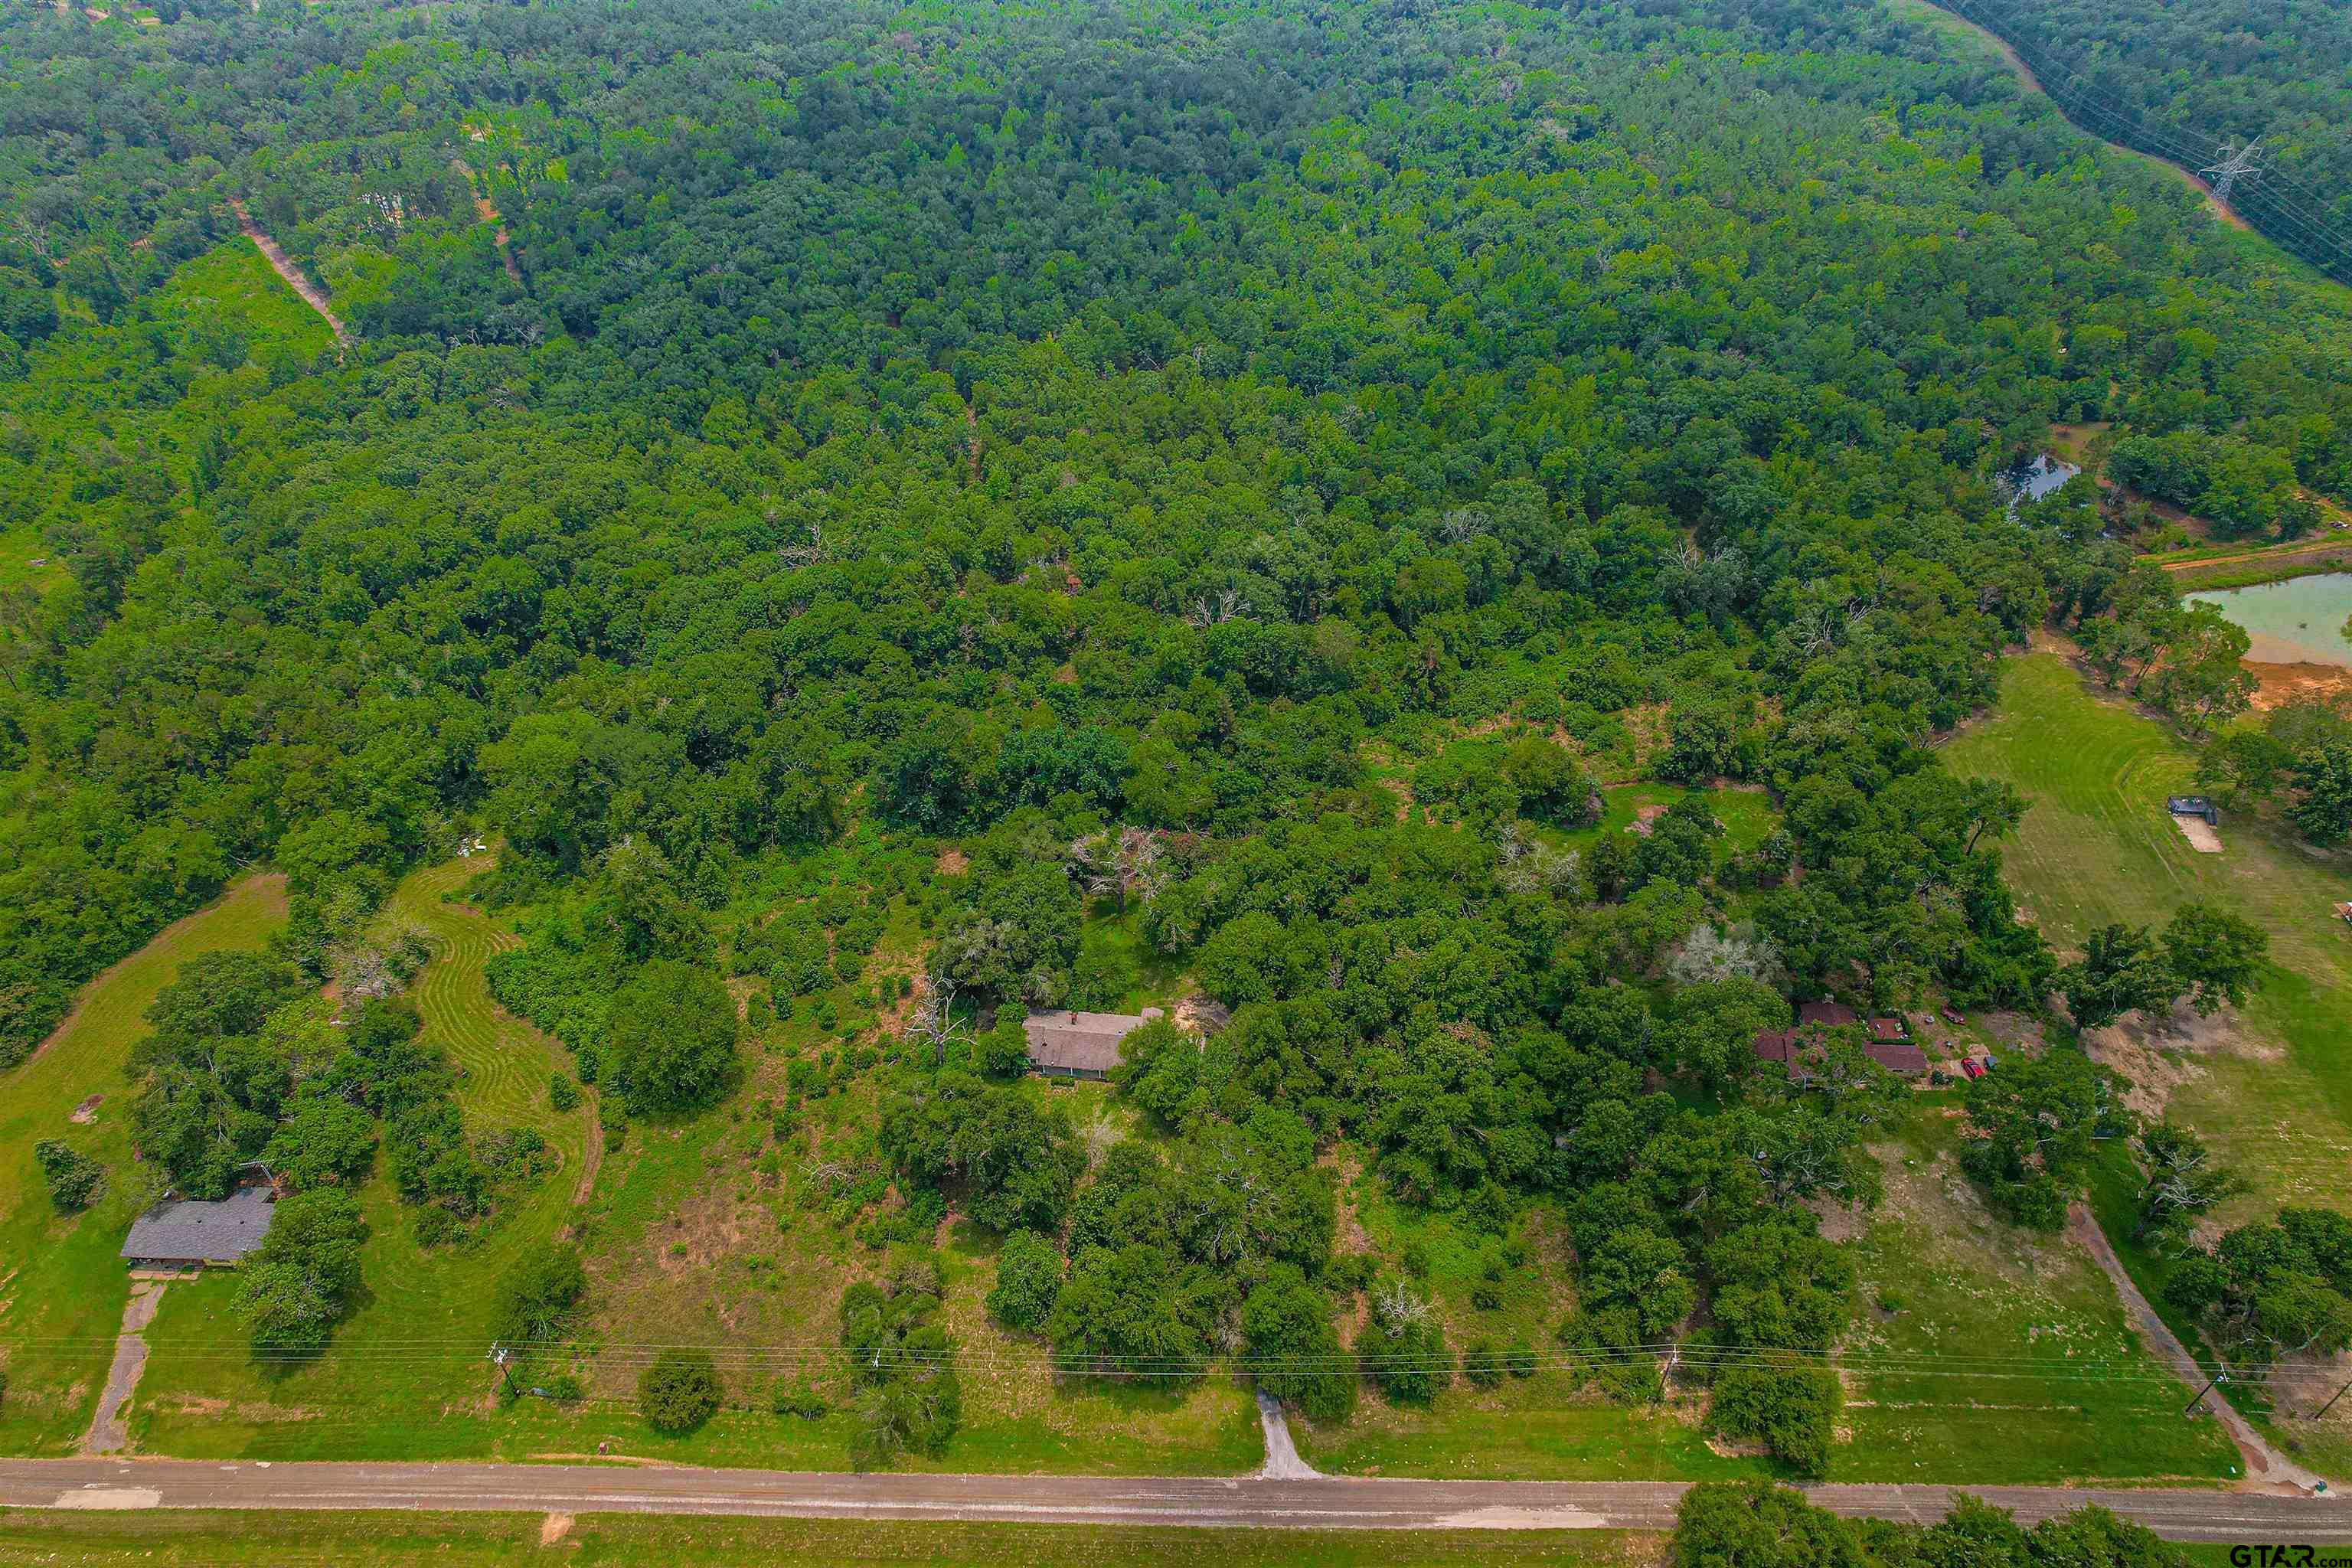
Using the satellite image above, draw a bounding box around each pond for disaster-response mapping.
[2187,573,2352,667]
[2001,453,2080,507]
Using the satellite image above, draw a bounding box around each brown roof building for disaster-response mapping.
[1756,1004,1927,1083]
[1024,1007,1164,1080]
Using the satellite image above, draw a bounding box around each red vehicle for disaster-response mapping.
[1941,1006,1966,1025]
[1960,1057,1985,1080]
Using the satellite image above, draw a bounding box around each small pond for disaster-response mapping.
[2000,454,2080,513]
[2187,573,2352,668]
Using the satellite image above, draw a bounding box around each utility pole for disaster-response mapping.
[2184,1367,2228,1418]
[2199,139,2263,207]
[2314,1378,2352,1422]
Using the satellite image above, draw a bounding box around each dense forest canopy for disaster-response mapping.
[1,0,2347,1466]
[1959,0,2352,283]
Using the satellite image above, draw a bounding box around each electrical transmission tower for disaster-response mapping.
[2199,138,2262,205]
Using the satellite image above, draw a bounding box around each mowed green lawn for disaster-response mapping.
[0,874,288,1455]
[0,1509,1669,1567]
[1942,654,2352,1215]
[132,854,591,1459]
[1942,652,2352,1475]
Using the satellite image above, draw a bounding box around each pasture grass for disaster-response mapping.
[1841,1106,2236,1484]
[1940,654,2352,1214]
[0,874,288,1456]
[1941,652,2352,1478]
[0,1508,1668,1566]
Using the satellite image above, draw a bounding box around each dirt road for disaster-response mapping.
[2069,1203,2331,1491]
[227,198,349,348]
[0,1458,2340,1537]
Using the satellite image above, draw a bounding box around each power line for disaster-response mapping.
[2197,139,2262,209]
[1929,0,2352,281]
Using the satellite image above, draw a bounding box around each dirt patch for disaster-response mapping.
[933,848,969,877]
[539,1512,574,1545]
[2081,1011,2214,1120]
[2171,812,2224,854]
[1807,1194,1868,1244]
[2259,1344,2352,1425]
[1975,1010,2047,1054]
[69,1093,103,1123]
[1628,804,1668,836]
[1171,993,1232,1037]
[2248,660,2352,712]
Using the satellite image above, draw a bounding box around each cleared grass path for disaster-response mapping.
[131,855,589,1460]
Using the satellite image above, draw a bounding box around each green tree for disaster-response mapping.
[236,1190,368,1351]
[606,960,740,1116]
[638,1348,722,1434]
[1243,1265,1354,1423]
[494,1244,587,1347]
[986,1228,1063,1332]
[1671,1481,1867,1568]
[2056,923,2177,1031]
[2158,903,2267,1016]
[2289,742,2352,846]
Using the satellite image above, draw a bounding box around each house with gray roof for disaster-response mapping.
[121,1179,277,1269]
[1024,1007,1163,1080]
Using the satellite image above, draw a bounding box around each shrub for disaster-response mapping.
[773,1379,828,1419]
[639,1348,723,1434]
[549,1075,581,1112]
[34,1140,103,1210]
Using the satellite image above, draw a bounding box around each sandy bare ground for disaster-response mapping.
[2171,813,2223,853]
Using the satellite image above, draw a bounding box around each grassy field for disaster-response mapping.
[0,874,289,1455]
[1292,1108,2233,1485]
[1942,654,2352,1215]
[0,1509,1667,1566]
[1942,652,2352,1476]
[1842,1106,2236,1485]
[131,854,590,1460]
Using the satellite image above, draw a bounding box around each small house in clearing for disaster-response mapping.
[2167,795,2220,826]
[1757,1002,1927,1082]
[1024,1007,1165,1080]
[121,1166,278,1270]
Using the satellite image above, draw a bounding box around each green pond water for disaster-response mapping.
[2187,573,2352,668]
